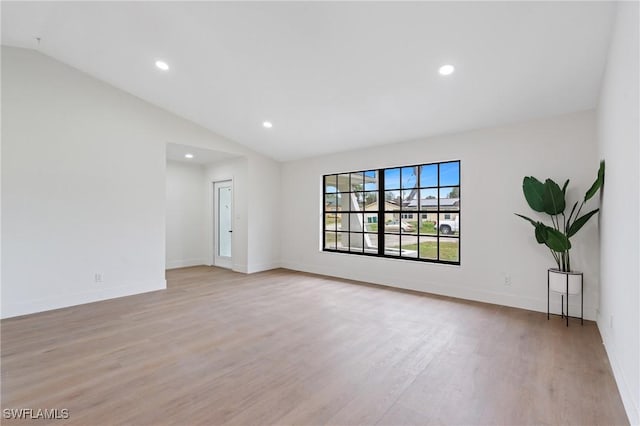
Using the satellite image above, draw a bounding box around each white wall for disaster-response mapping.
[596,2,640,424]
[247,156,281,273]
[1,47,281,318]
[281,111,601,319]
[166,160,206,269]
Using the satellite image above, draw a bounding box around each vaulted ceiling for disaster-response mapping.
[2,2,615,161]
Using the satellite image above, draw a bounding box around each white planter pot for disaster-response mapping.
[548,269,582,295]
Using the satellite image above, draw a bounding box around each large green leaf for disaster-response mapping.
[534,222,548,244]
[522,177,545,212]
[543,226,571,252]
[542,179,566,215]
[567,209,600,238]
[585,160,605,202]
[584,178,600,202]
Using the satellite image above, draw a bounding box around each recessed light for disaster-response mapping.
[439,64,455,76]
[185,153,194,159]
[263,121,273,128]
[155,60,169,71]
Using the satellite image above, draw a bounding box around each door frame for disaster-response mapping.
[212,179,233,269]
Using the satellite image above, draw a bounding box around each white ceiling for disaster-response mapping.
[1,2,615,161]
[166,142,239,165]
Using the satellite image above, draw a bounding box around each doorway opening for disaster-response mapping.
[165,142,240,273]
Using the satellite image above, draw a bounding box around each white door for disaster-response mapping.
[214,181,233,268]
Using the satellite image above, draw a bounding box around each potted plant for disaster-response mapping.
[515,161,605,294]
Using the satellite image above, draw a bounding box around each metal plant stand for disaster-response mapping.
[547,270,583,327]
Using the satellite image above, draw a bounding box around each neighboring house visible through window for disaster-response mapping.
[323,161,460,264]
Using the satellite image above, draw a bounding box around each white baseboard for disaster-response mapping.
[231,262,281,274]
[166,258,207,269]
[1,279,167,319]
[232,263,249,273]
[598,321,639,425]
[246,262,281,274]
[280,260,598,320]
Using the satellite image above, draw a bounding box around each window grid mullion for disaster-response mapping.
[378,169,385,256]
[437,163,440,261]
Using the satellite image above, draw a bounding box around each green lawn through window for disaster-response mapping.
[399,241,459,261]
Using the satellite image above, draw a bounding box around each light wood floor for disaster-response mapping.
[1,266,628,426]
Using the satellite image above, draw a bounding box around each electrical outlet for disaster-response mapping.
[504,274,512,286]
[94,273,103,283]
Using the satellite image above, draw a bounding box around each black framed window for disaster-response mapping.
[323,160,460,265]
